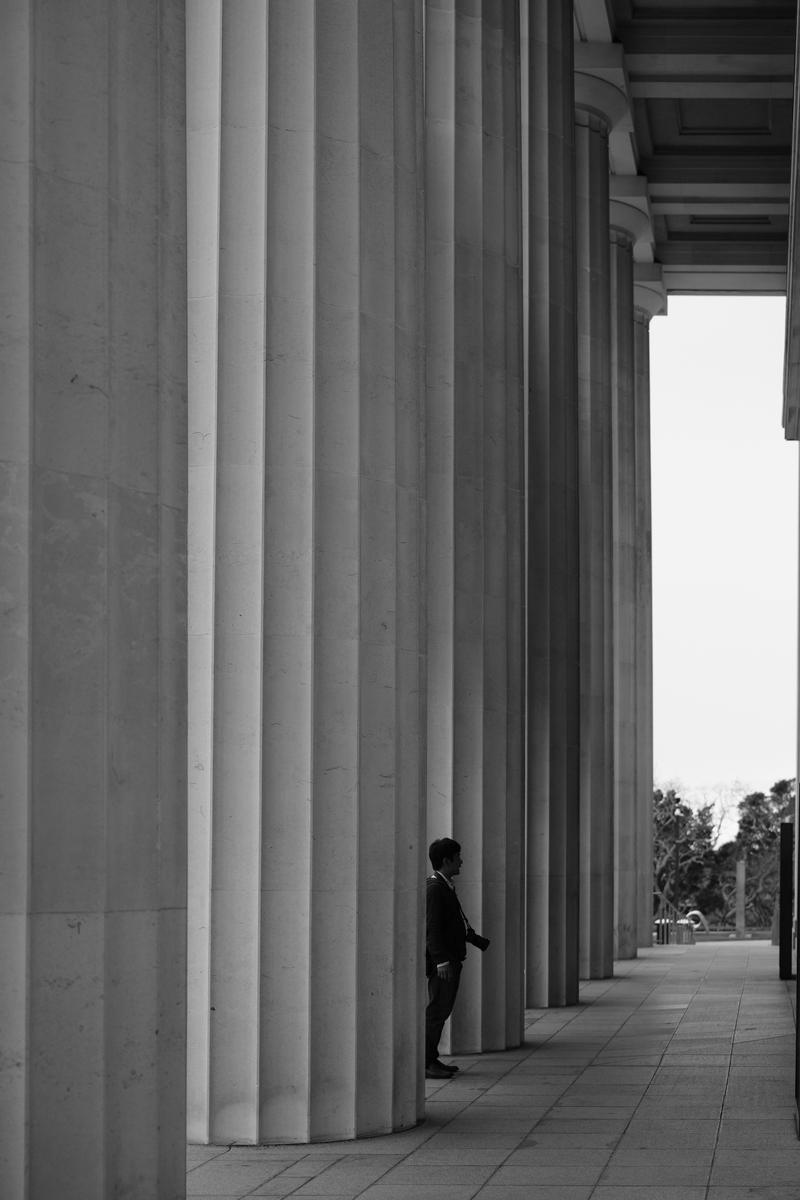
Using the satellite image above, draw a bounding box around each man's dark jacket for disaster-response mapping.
[425,873,467,978]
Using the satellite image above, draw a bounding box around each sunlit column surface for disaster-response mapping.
[425,0,525,1053]
[0,4,187,1197]
[574,69,628,982]
[633,264,666,946]
[609,217,637,958]
[526,0,580,1007]
[186,0,426,1144]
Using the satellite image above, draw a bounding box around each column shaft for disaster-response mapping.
[574,110,614,981]
[634,307,655,947]
[0,3,188,1197]
[425,0,525,1055]
[610,231,638,958]
[525,0,580,1007]
[187,0,426,1144]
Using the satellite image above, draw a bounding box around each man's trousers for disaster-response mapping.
[425,962,462,1065]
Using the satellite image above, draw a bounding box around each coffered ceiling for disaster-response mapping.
[575,0,797,294]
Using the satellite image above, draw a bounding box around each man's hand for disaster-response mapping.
[436,962,454,981]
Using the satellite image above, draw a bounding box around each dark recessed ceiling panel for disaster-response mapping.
[606,0,796,290]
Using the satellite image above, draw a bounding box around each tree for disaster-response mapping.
[735,779,795,927]
[653,788,719,916]
[653,779,796,929]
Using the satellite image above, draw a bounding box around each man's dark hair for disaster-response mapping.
[429,837,461,870]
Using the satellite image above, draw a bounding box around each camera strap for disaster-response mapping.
[455,895,472,932]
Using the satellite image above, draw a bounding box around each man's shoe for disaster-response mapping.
[425,1060,453,1079]
[440,1061,459,1073]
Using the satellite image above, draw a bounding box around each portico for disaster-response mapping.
[2,0,799,1196]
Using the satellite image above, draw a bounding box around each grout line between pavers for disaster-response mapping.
[705,945,753,1200]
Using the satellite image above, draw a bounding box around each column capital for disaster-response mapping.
[574,73,629,133]
[633,263,668,320]
[574,42,632,134]
[609,175,655,262]
[574,42,636,173]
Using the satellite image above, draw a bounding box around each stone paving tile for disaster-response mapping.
[475,1189,592,1200]
[287,1157,409,1195]
[222,1152,338,1166]
[532,1118,629,1136]
[716,1117,798,1146]
[617,1116,718,1136]
[187,1159,299,1195]
[502,1148,612,1166]
[376,1163,498,1187]
[643,1081,727,1097]
[710,1149,800,1186]
[591,1190,706,1200]
[556,1086,650,1104]
[521,1131,622,1150]
[632,1099,722,1119]
[545,1106,637,1120]
[252,1183,320,1198]
[187,1146,230,1168]
[592,1056,664,1068]
[401,1147,512,1165]
[723,1082,797,1107]
[487,1161,604,1186]
[420,1132,527,1150]
[707,1190,800,1200]
[608,1147,713,1166]
[660,1053,730,1066]
[578,1066,658,1084]
[468,1098,550,1116]
[721,1104,796,1119]
[507,1064,581,1076]
[727,1056,795,1076]
[427,1099,479,1116]
[599,1162,711,1186]
[446,1107,542,1123]
[355,1187,482,1200]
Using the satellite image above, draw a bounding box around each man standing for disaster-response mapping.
[425,837,466,1079]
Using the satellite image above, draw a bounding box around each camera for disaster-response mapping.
[465,926,490,952]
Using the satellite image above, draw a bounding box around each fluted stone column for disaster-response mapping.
[633,264,667,947]
[609,209,637,959]
[425,0,525,1054]
[526,0,580,1007]
[187,0,425,1144]
[574,72,629,982]
[0,5,187,1198]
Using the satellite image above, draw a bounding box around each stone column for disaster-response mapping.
[574,71,629,982]
[187,0,425,1144]
[609,205,637,959]
[633,264,666,947]
[526,0,580,1007]
[0,4,187,1199]
[425,0,525,1055]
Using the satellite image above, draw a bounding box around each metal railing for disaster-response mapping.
[653,892,696,945]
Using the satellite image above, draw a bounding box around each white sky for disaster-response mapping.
[650,295,798,837]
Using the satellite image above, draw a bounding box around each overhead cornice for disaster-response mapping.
[573,0,614,43]
[782,6,800,438]
[575,0,796,296]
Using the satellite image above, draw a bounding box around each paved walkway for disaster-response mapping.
[186,941,799,1199]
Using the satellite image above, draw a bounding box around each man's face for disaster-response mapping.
[441,852,462,879]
